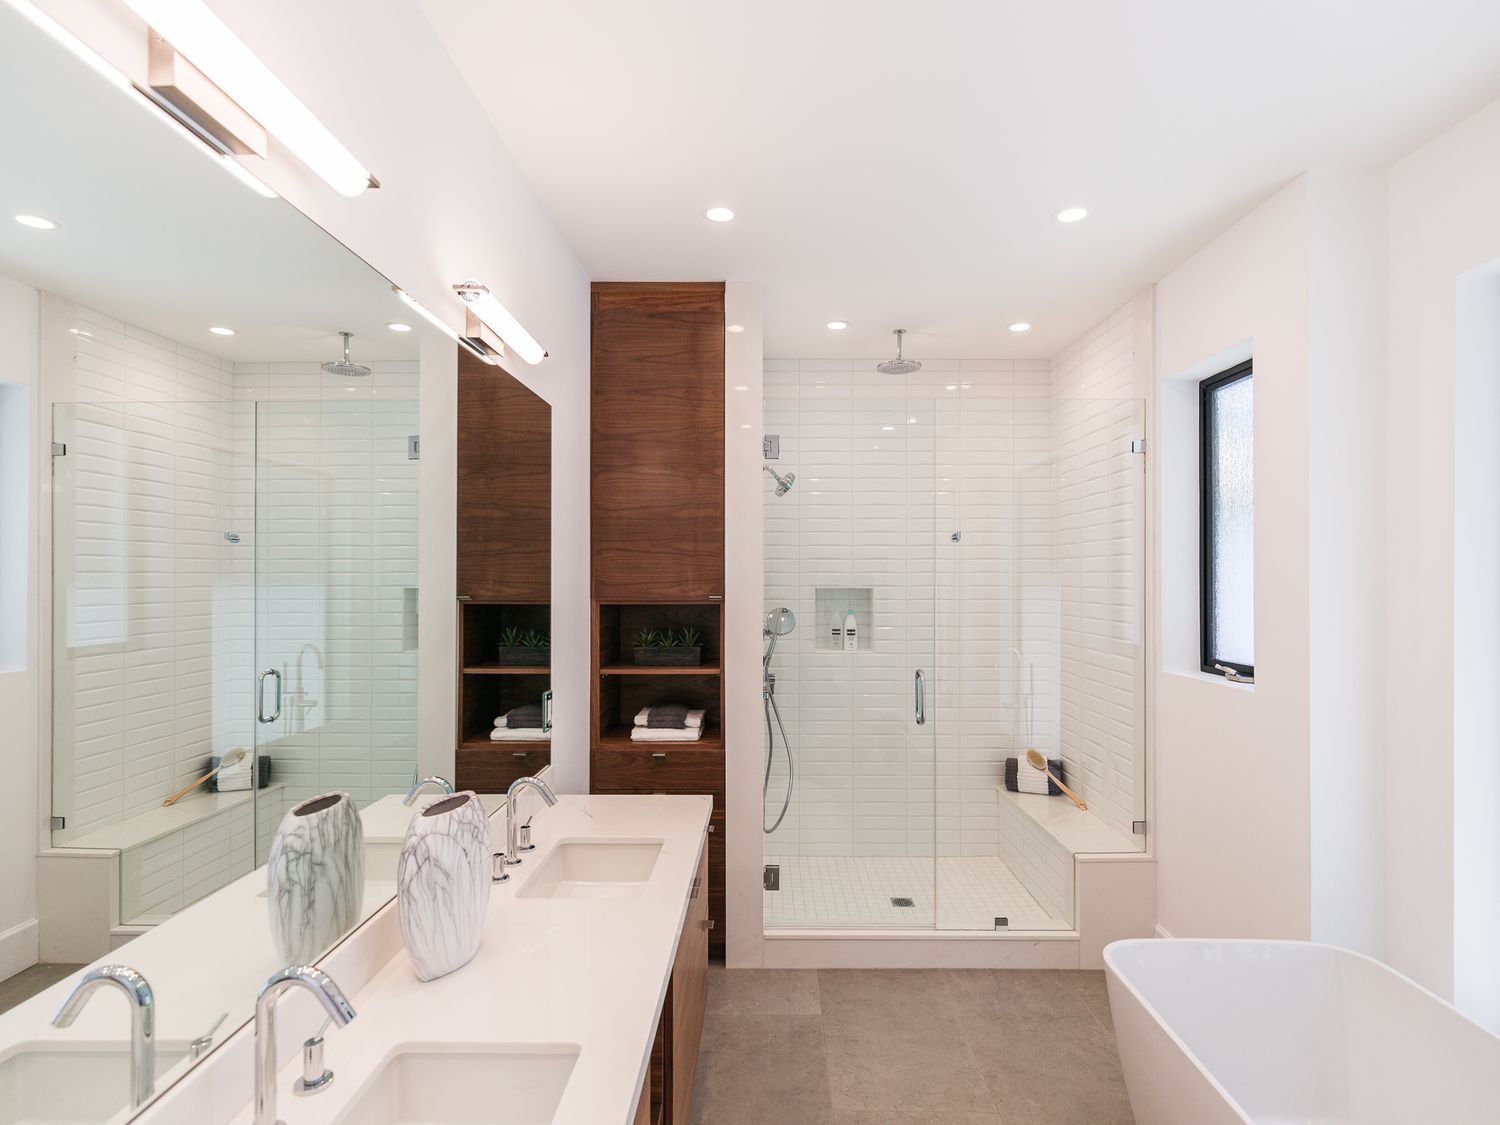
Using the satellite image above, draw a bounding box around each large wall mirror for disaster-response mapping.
[0,3,433,1118]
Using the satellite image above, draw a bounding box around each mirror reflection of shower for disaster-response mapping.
[763,607,796,833]
[763,464,796,496]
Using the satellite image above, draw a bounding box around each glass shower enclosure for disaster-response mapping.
[50,397,419,925]
[762,359,1146,932]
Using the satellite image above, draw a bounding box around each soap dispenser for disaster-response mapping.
[844,608,858,652]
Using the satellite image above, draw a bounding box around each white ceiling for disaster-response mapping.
[420,0,1500,360]
[0,3,417,365]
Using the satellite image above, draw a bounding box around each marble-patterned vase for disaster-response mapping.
[396,791,491,981]
[267,792,364,965]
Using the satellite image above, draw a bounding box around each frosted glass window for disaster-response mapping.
[1201,363,1254,676]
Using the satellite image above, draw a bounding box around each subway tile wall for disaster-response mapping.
[763,305,1144,862]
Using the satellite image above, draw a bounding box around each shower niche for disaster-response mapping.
[813,587,875,652]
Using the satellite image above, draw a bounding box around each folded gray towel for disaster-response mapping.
[507,704,545,730]
[646,703,690,729]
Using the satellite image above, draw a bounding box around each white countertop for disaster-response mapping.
[142,793,712,1125]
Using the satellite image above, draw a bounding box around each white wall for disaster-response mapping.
[1154,168,1388,951]
[1386,95,1500,1024]
[0,273,39,978]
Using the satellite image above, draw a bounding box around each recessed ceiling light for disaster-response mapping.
[1053,206,1088,223]
[1008,322,1032,333]
[705,206,735,223]
[209,326,235,336]
[908,417,917,424]
[387,322,412,333]
[726,324,744,333]
[945,384,958,391]
[826,321,848,331]
[14,214,56,230]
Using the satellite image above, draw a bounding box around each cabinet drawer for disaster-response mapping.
[457,746,551,794]
[591,747,724,797]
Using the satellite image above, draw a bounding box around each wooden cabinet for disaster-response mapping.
[457,352,550,602]
[591,283,724,603]
[668,839,710,1122]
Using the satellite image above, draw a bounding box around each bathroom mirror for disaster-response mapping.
[0,4,430,1118]
[454,354,553,790]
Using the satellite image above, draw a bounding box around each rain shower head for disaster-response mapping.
[763,465,796,496]
[876,329,921,375]
[322,331,372,378]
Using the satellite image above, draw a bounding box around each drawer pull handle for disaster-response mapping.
[707,824,715,833]
[651,752,668,759]
[690,876,702,899]
[512,752,528,759]
[705,919,715,931]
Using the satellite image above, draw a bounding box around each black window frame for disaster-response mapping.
[1199,359,1254,679]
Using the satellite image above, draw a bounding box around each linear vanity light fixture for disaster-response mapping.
[453,281,547,366]
[393,287,498,365]
[116,0,376,197]
[3,0,278,199]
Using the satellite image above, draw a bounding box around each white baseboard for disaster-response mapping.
[0,917,40,980]
[1154,924,1174,940]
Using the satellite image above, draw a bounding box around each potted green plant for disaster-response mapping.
[633,626,703,667]
[496,626,550,666]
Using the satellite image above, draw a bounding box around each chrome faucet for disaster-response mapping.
[402,774,454,806]
[51,965,156,1109]
[254,966,355,1125]
[496,776,558,877]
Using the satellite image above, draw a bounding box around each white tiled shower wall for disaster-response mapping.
[763,303,1144,858]
[47,299,418,919]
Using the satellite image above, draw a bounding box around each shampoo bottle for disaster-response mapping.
[844,609,858,652]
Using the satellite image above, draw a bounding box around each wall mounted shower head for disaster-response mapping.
[764,607,796,666]
[763,465,796,496]
[322,331,372,378]
[876,329,921,375]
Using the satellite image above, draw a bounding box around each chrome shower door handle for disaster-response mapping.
[257,668,282,724]
[914,669,926,725]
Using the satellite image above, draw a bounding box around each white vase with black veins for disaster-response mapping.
[397,790,491,981]
[267,792,364,964]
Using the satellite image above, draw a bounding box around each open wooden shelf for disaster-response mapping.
[463,664,552,676]
[600,663,721,677]
[598,728,723,752]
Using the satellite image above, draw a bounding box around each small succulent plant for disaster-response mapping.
[499,626,550,648]
[635,626,703,649]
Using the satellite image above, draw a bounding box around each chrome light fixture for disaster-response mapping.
[117,0,376,197]
[453,280,547,366]
[393,287,497,365]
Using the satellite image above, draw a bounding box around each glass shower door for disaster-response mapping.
[252,399,420,861]
[761,364,937,928]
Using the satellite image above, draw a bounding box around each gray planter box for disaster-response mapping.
[633,645,702,667]
[496,645,549,666]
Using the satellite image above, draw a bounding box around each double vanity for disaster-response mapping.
[5,793,711,1125]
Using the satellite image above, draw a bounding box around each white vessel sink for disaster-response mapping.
[516,839,664,900]
[0,1041,188,1124]
[334,1045,580,1124]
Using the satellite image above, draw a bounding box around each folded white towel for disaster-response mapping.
[216,750,253,792]
[1016,753,1053,795]
[632,707,705,729]
[629,725,705,743]
[490,727,551,741]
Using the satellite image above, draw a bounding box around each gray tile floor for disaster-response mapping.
[690,968,1135,1125]
[0,963,84,1015]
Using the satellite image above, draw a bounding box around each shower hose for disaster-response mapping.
[763,681,794,834]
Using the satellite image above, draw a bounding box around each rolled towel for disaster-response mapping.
[629,725,704,743]
[491,727,551,741]
[1004,756,1064,796]
[633,707,705,729]
[505,704,545,730]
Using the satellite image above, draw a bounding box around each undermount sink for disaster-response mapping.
[0,1041,188,1125]
[334,1045,580,1125]
[516,839,664,900]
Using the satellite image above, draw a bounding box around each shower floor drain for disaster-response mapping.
[890,897,915,908]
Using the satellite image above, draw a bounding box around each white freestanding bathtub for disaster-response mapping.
[1103,938,1500,1124]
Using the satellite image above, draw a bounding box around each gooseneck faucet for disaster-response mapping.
[498,776,558,875]
[51,965,156,1109]
[254,966,355,1125]
[402,774,454,807]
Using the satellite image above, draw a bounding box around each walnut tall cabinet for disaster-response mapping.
[590,282,727,953]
